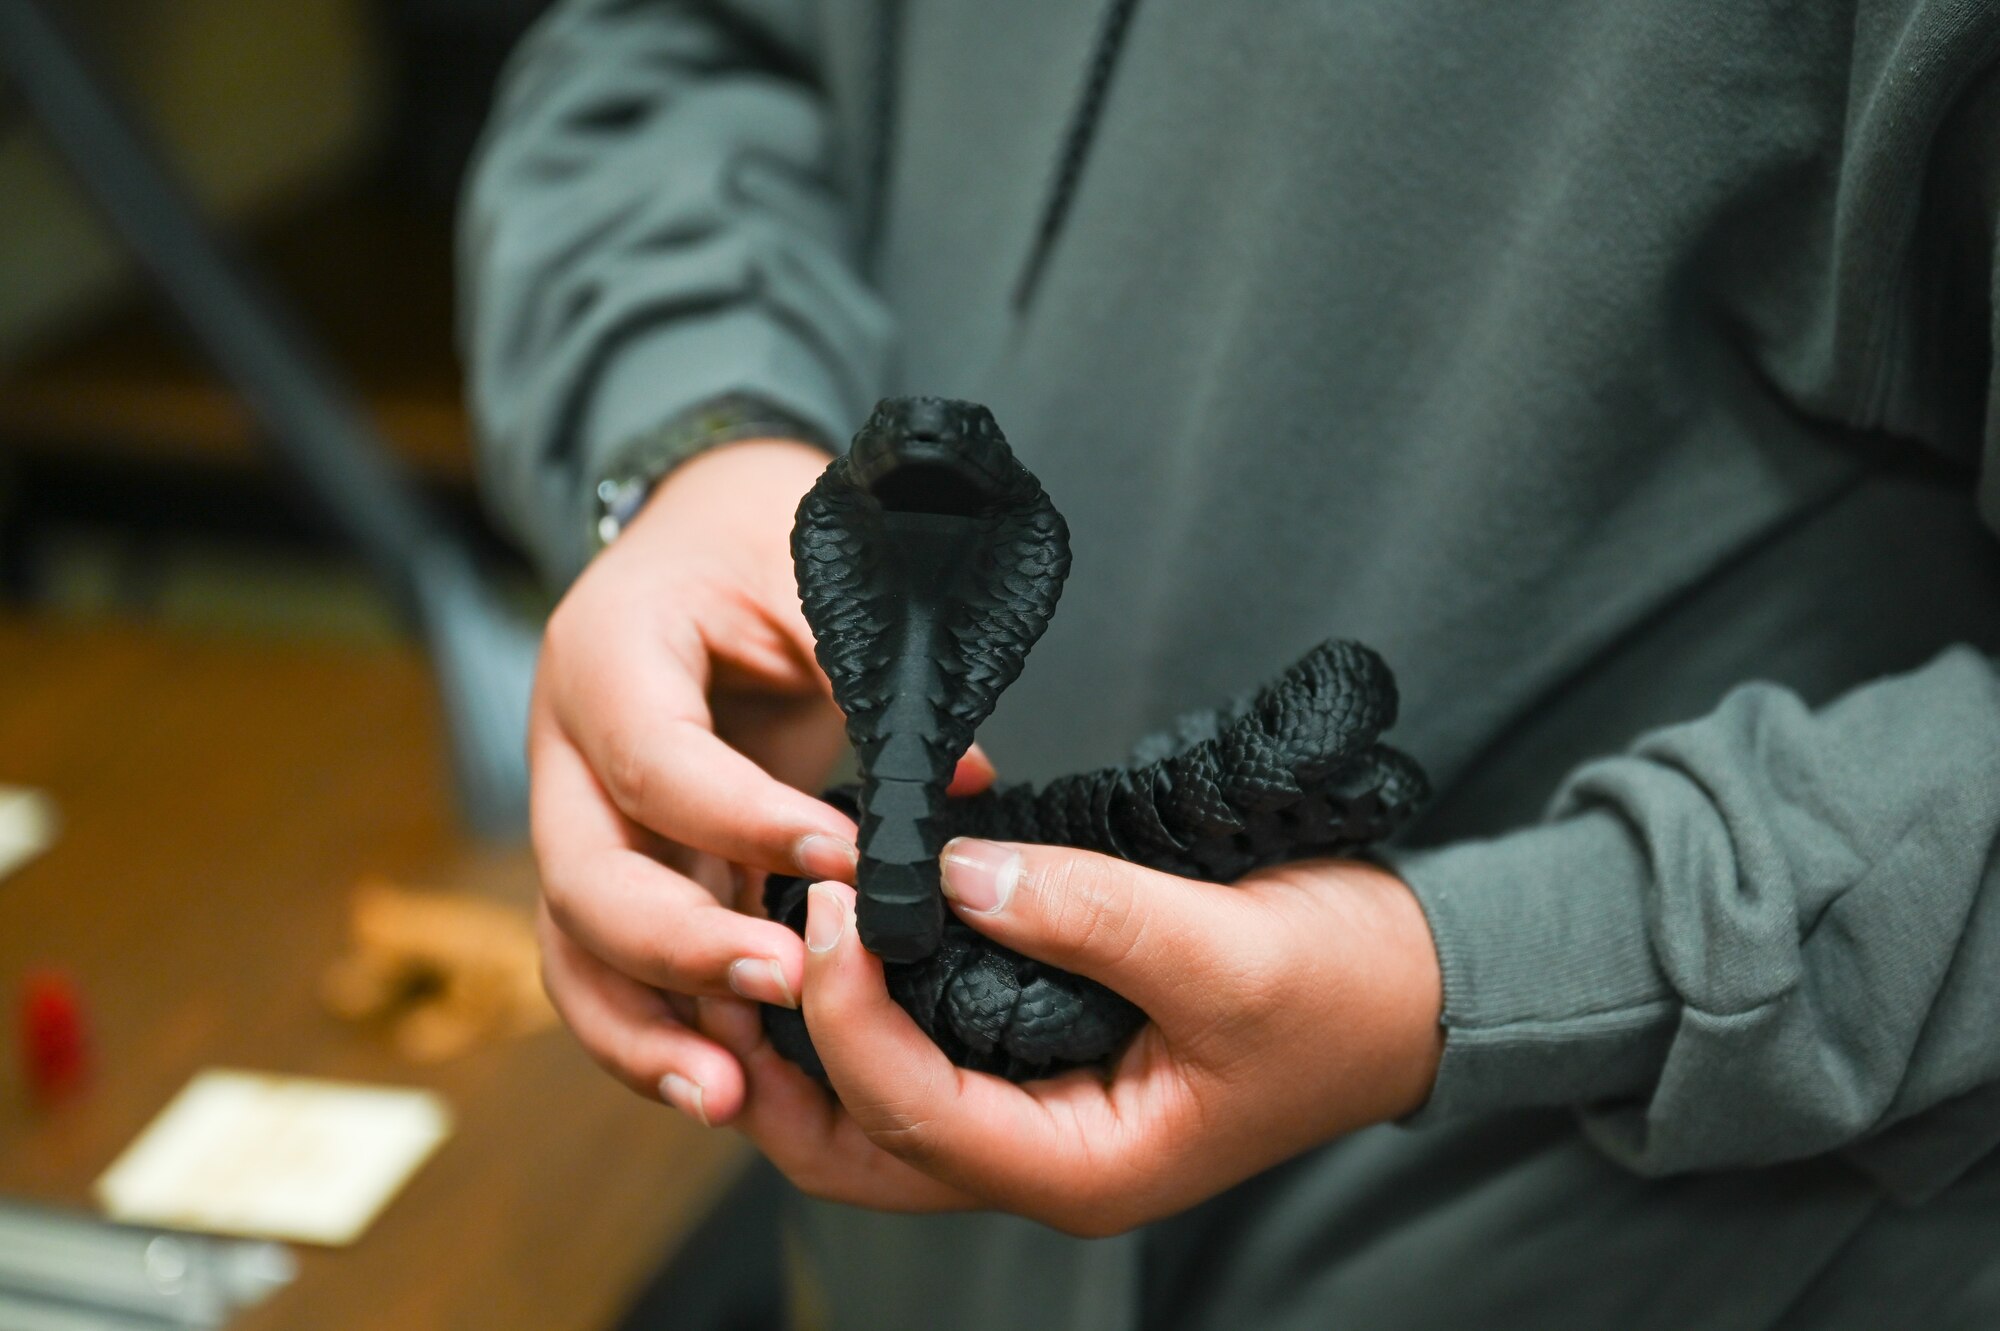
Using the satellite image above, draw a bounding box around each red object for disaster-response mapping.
[20,970,89,1105]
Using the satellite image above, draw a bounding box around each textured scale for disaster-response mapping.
[763,398,1428,1084]
[792,398,1070,960]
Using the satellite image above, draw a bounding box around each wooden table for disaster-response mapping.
[0,618,745,1329]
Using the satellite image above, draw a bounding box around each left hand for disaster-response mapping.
[695,839,1445,1236]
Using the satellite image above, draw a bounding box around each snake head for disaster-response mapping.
[845,397,1040,516]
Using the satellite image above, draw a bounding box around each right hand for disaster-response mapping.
[530,438,862,1126]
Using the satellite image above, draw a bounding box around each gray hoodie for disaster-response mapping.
[461,2,2000,1326]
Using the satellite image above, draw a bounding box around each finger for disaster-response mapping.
[946,744,997,798]
[548,630,857,880]
[801,881,1093,1212]
[532,724,808,1004]
[711,687,849,794]
[698,991,977,1212]
[537,904,747,1124]
[938,840,1243,1015]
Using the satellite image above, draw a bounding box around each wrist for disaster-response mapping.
[1360,863,1448,1119]
[1301,861,1446,1126]
[593,395,836,550]
[624,436,832,541]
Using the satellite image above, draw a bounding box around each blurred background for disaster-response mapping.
[2,0,526,628]
[0,2,770,1326]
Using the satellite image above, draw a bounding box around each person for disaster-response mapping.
[459,2,2000,1326]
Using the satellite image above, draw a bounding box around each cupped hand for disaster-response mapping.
[531,438,848,1125]
[700,842,1445,1234]
[531,437,996,1126]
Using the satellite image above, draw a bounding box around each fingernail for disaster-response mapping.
[659,1072,709,1126]
[805,881,849,953]
[728,956,797,1008]
[941,838,1020,914]
[796,833,858,882]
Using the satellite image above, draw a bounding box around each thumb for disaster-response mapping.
[938,840,1241,1016]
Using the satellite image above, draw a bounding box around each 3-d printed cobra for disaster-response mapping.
[763,398,1428,1083]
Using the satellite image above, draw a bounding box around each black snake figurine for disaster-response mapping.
[762,397,1428,1084]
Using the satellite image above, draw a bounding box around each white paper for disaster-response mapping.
[0,785,57,883]
[95,1070,451,1246]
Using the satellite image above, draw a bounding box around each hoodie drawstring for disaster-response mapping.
[861,0,905,270]
[1013,0,1144,311]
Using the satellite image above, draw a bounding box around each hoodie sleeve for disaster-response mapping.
[1389,45,2000,1204]
[458,0,892,584]
[1393,650,2000,1201]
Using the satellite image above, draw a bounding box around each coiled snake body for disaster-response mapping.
[763,398,1427,1083]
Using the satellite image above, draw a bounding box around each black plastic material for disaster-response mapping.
[790,397,1070,962]
[765,397,1428,1083]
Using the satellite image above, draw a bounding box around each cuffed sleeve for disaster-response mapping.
[1392,648,2000,1199]
[458,0,893,584]
[1392,811,1676,1122]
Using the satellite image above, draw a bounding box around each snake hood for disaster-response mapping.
[793,396,1070,961]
